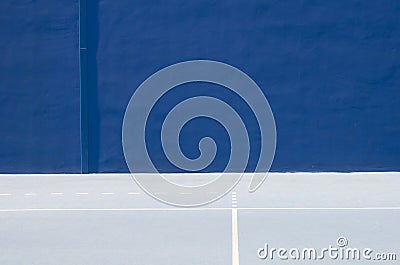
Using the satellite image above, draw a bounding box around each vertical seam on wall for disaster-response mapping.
[79,0,89,173]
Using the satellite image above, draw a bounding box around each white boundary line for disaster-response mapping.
[0,207,399,212]
[0,208,232,212]
[237,207,400,210]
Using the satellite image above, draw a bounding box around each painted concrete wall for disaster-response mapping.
[1,1,399,173]
[0,1,80,173]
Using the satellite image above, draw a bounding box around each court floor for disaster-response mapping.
[0,173,399,264]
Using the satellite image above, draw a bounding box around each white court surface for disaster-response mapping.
[0,173,399,264]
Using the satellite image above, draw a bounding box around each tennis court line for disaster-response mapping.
[0,208,232,212]
[237,207,400,210]
[0,207,399,212]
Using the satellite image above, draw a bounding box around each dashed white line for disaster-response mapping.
[101,193,115,195]
[128,192,140,195]
[50,193,64,195]
[0,193,12,196]
[232,192,238,208]
[23,193,37,196]
[75,192,89,195]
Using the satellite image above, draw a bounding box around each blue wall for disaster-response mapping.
[0,1,399,173]
[0,1,80,173]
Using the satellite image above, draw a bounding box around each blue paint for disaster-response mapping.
[0,1,80,173]
[79,0,89,173]
[86,0,100,173]
[144,82,262,173]
[91,0,400,172]
[0,1,399,173]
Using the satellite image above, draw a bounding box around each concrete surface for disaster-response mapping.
[0,173,399,264]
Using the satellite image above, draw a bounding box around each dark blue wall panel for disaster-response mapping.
[0,1,80,173]
[0,1,399,173]
[90,0,400,173]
